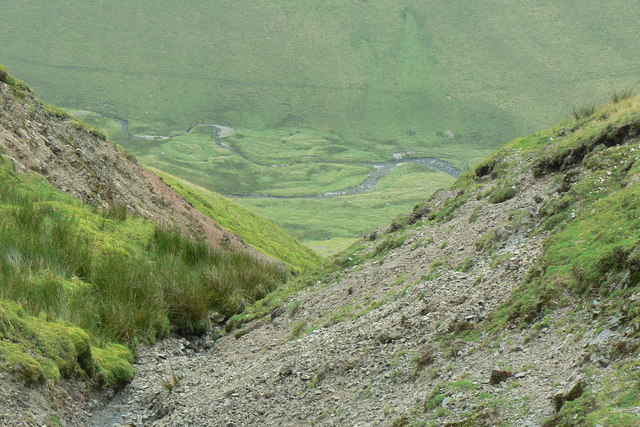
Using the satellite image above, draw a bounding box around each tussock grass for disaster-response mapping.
[289,320,308,340]
[0,155,287,384]
[572,103,596,120]
[159,370,181,393]
[610,88,636,104]
[489,184,516,204]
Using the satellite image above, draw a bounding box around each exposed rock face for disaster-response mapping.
[0,82,271,261]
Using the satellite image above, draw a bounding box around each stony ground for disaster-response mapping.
[87,156,624,426]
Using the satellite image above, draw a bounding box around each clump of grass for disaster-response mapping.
[0,64,7,82]
[43,103,71,120]
[373,235,406,256]
[160,370,181,393]
[489,185,516,204]
[0,63,32,93]
[609,88,635,103]
[0,300,133,386]
[456,257,476,272]
[572,103,596,120]
[287,300,302,317]
[387,214,409,234]
[289,319,308,340]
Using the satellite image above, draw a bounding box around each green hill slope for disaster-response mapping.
[1,1,638,142]
[0,151,287,385]
[152,170,321,271]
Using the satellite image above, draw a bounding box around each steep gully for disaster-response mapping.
[117,119,461,199]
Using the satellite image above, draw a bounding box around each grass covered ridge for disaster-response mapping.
[461,95,640,424]
[477,95,640,328]
[0,154,287,386]
[152,170,321,272]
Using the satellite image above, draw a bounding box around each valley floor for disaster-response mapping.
[90,165,612,426]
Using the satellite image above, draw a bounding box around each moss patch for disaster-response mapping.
[0,301,131,386]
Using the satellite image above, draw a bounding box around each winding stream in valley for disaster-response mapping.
[117,119,461,199]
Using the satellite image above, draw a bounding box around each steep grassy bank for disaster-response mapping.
[0,154,286,386]
[0,69,293,393]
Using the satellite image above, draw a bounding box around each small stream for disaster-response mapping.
[117,119,461,198]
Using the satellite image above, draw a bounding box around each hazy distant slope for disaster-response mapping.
[0,1,638,142]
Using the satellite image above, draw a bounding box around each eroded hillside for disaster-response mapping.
[0,68,316,425]
[95,95,640,426]
[0,75,265,257]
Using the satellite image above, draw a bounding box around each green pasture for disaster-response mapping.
[238,164,456,254]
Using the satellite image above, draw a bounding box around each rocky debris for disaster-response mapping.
[86,151,602,426]
[0,371,112,427]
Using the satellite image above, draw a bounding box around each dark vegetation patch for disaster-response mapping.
[488,183,516,204]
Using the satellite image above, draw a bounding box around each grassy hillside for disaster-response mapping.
[0,150,286,386]
[1,1,638,251]
[1,1,638,140]
[152,170,321,271]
